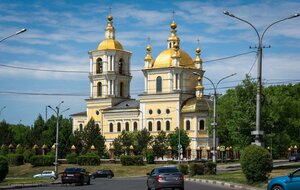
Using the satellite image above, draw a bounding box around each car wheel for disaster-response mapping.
[272,185,284,190]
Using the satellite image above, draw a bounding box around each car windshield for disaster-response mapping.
[157,167,179,173]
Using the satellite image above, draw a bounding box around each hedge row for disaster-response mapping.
[30,155,55,167]
[7,154,24,166]
[120,155,144,166]
[178,162,217,176]
[77,154,100,165]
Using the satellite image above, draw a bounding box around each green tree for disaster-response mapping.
[119,130,134,155]
[152,131,167,159]
[0,121,13,145]
[133,128,152,155]
[81,118,106,156]
[168,127,190,158]
[10,124,30,145]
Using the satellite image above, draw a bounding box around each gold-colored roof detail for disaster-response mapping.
[153,48,194,68]
[97,39,123,50]
[144,44,153,61]
[181,97,210,113]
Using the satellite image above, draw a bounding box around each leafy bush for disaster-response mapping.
[120,155,144,166]
[66,153,77,164]
[7,154,24,166]
[240,145,273,182]
[189,163,204,176]
[0,156,9,182]
[30,155,55,167]
[204,161,217,175]
[145,150,155,164]
[77,153,100,165]
[178,164,189,175]
[0,145,8,155]
[23,149,34,163]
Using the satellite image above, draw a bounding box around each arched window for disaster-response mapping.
[157,121,161,131]
[97,82,102,97]
[125,122,129,131]
[109,123,113,132]
[199,120,205,131]
[96,58,103,74]
[96,123,99,129]
[156,76,162,92]
[120,82,124,97]
[117,122,121,132]
[118,58,123,74]
[148,121,152,131]
[186,120,190,131]
[133,122,138,131]
[79,123,83,131]
[166,121,170,131]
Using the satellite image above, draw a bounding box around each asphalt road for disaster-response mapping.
[33,177,234,190]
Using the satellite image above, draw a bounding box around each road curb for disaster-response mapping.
[0,181,60,189]
[185,178,264,190]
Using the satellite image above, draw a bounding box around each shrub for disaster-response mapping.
[66,153,77,164]
[189,163,205,176]
[30,155,55,167]
[120,155,144,166]
[204,161,217,175]
[240,145,273,182]
[77,153,100,165]
[145,150,155,164]
[7,154,24,166]
[178,164,189,175]
[0,156,9,182]
[0,145,9,155]
[23,149,34,163]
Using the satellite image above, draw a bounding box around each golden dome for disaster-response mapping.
[108,15,113,21]
[196,47,201,53]
[152,48,194,68]
[97,39,123,50]
[146,44,151,51]
[181,97,210,113]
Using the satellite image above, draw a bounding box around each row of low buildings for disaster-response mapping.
[70,14,211,160]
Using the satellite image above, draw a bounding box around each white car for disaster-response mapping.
[33,170,57,179]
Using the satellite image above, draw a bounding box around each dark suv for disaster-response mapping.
[90,170,114,179]
[61,167,90,185]
[147,166,184,190]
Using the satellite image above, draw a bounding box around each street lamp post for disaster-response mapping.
[0,28,27,43]
[0,106,6,118]
[48,101,70,174]
[193,72,236,163]
[224,11,300,146]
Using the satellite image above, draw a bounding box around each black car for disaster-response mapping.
[90,170,114,179]
[61,167,90,185]
[289,153,300,162]
[147,166,184,190]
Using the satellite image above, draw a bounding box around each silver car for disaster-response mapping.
[33,170,57,180]
[147,166,184,190]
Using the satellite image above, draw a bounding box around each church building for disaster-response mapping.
[71,14,211,159]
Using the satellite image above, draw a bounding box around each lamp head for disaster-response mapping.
[288,13,300,19]
[193,72,200,76]
[47,105,51,108]
[223,11,235,17]
[16,28,27,35]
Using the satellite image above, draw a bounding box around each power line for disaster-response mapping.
[0,51,256,73]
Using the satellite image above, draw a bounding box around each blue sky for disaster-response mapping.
[1,0,300,126]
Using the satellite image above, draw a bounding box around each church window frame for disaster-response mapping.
[125,122,129,131]
[96,58,103,74]
[118,58,123,74]
[186,120,191,131]
[79,123,83,131]
[120,82,124,97]
[109,123,113,132]
[157,121,161,131]
[148,121,152,131]
[166,120,170,131]
[117,122,121,132]
[133,122,138,131]
[97,82,102,97]
[156,76,162,92]
[199,120,205,131]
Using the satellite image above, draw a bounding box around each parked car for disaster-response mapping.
[289,153,300,162]
[33,170,57,180]
[61,167,90,185]
[147,166,184,190]
[267,168,300,190]
[90,170,114,179]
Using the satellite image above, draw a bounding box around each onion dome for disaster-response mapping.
[97,15,124,51]
[152,20,194,68]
